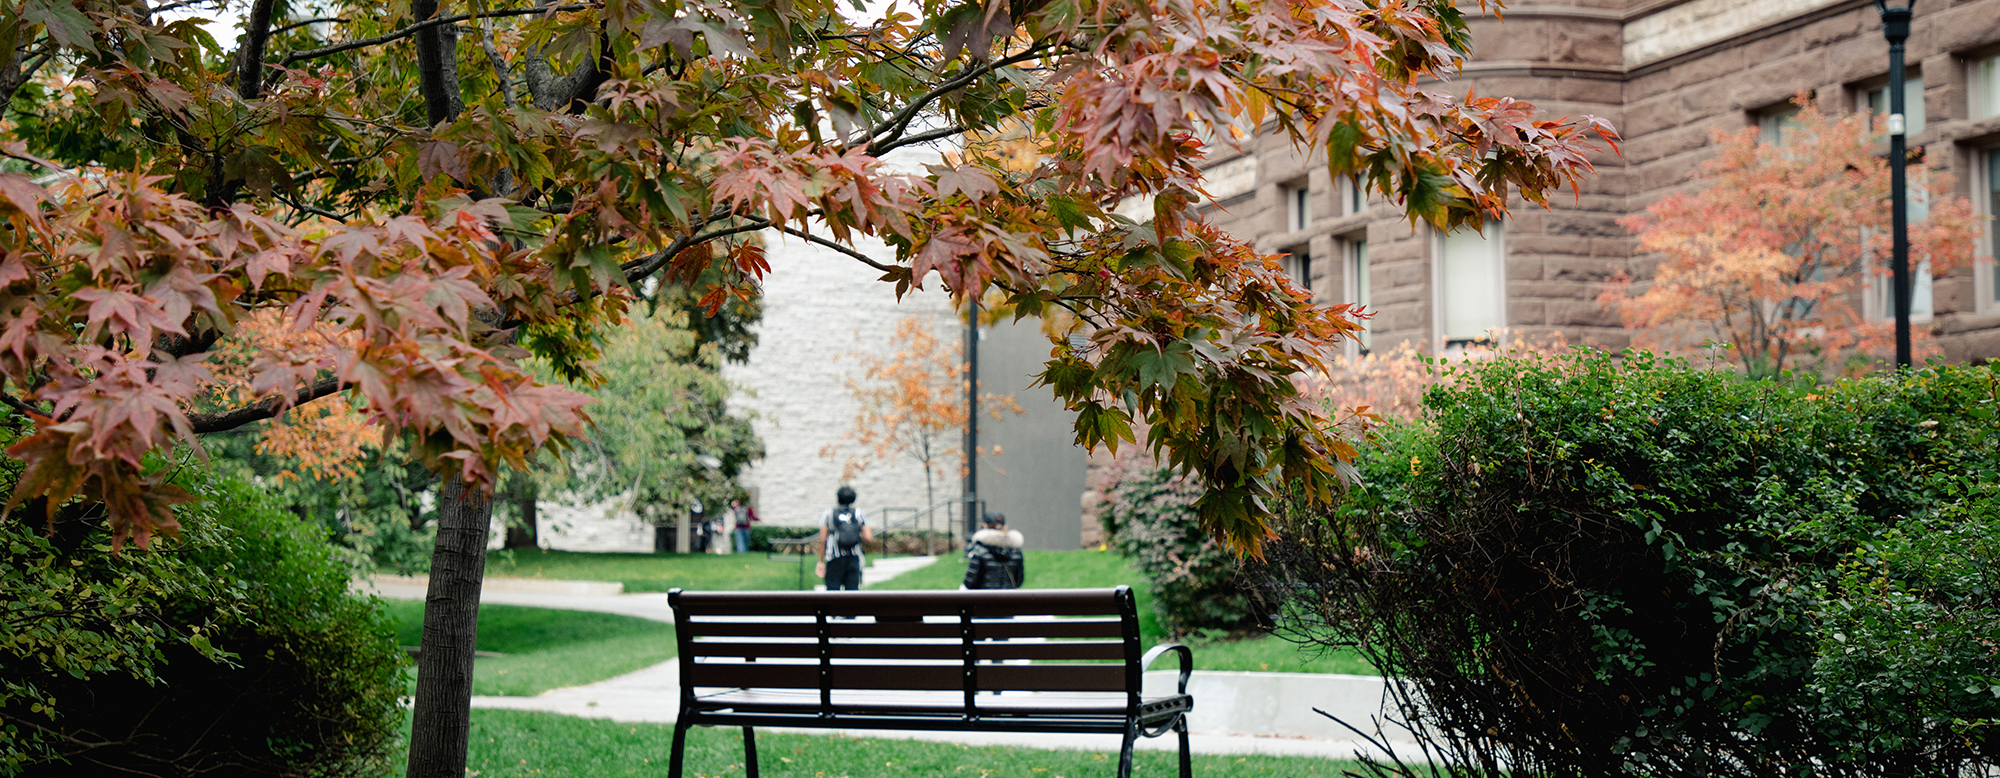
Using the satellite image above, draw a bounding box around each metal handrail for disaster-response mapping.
[870,499,974,557]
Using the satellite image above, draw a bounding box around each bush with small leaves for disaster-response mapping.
[1100,461,1265,638]
[1255,351,2000,777]
[0,460,405,777]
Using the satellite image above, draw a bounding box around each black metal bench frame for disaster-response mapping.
[666,586,1194,778]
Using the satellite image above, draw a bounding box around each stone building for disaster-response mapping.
[1203,0,2000,362]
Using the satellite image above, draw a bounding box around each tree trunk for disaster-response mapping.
[404,475,493,778]
[503,479,537,549]
[411,0,462,126]
[235,0,276,99]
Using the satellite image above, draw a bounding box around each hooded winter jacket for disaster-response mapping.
[963,528,1025,589]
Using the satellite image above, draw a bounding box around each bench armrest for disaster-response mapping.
[1140,643,1194,695]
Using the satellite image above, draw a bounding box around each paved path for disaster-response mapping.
[361,555,945,623]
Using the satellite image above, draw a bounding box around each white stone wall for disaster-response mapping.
[1623,0,1842,66]
[723,235,958,529]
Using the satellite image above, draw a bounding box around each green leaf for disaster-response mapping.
[1128,342,1195,391]
[24,0,94,52]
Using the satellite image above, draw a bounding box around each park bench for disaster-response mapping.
[666,587,1194,778]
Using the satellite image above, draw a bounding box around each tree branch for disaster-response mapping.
[186,377,344,435]
[272,17,349,36]
[476,15,518,110]
[868,123,967,156]
[235,0,277,99]
[775,225,897,273]
[858,42,1053,155]
[411,0,459,126]
[274,5,593,68]
[0,391,46,418]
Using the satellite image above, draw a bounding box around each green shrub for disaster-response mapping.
[0,466,406,777]
[1257,351,2000,776]
[1099,462,1265,638]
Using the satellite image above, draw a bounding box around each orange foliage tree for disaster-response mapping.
[1602,100,1981,378]
[205,309,379,484]
[830,315,1020,511]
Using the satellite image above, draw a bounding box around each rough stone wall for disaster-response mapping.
[722,236,958,530]
[1619,0,2000,363]
[1196,0,2000,364]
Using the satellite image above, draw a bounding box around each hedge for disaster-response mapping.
[1256,351,2000,776]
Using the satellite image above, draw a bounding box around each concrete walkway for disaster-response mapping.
[364,560,1425,763]
[361,554,945,623]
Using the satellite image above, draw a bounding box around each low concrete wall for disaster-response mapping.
[1145,670,1402,743]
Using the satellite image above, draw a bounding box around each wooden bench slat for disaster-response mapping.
[976,620,1126,639]
[975,664,1128,692]
[689,640,1130,662]
[682,621,820,638]
[685,617,1128,640]
[672,588,1125,617]
[976,642,1126,661]
[684,661,1131,692]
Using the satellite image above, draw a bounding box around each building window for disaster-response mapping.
[1758,105,1803,146]
[1345,175,1367,216]
[1437,220,1505,349]
[1868,170,1934,322]
[1980,148,2000,313]
[1346,236,1371,354]
[1973,54,2000,120]
[1286,247,1313,300]
[1863,76,1925,136]
[1285,181,1310,232]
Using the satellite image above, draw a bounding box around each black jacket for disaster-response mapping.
[963,528,1025,589]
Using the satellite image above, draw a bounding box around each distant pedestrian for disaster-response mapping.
[814,486,872,590]
[730,499,758,554]
[963,513,1025,589]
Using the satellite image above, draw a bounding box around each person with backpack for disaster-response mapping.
[813,486,873,591]
[963,512,1025,590]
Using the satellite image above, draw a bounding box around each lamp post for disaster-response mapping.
[963,293,979,543]
[1877,0,1914,368]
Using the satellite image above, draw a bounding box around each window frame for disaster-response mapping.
[1977,145,2000,315]
[1859,73,1926,137]
[1431,220,1507,353]
[1342,232,1371,358]
[1285,245,1314,302]
[1971,52,2000,121]
[1283,180,1311,233]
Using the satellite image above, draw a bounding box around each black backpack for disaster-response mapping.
[830,506,862,554]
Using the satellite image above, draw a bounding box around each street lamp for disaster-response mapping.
[1877,0,1914,368]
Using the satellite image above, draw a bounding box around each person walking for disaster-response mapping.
[730,499,758,554]
[963,512,1025,590]
[813,486,872,591]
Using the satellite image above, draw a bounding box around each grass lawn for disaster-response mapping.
[446,709,1363,778]
[381,600,675,696]
[484,548,819,592]
[881,548,1376,676]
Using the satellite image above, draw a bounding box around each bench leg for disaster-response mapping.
[743,726,759,778]
[668,720,691,778]
[1117,718,1140,778]
[1174,716,1191,778]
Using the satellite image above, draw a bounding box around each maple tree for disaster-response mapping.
[828,313,1019,511]
[0,0,1614,774]
[1603,99,1980,378]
